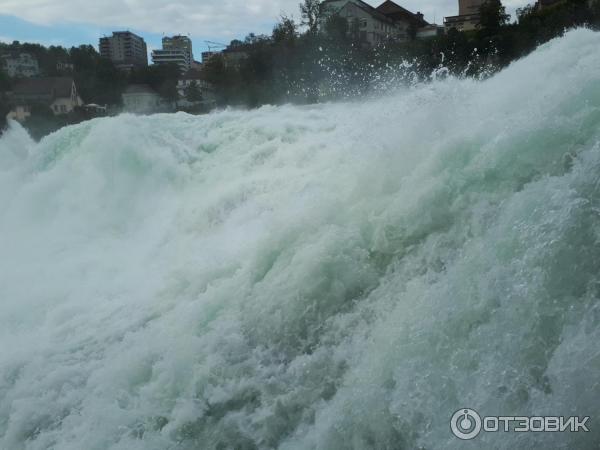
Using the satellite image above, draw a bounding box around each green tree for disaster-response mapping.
[0,69,11,92]
[130,63,180,102]
[300,0,322,34]
[407,22,418,40]
[70,44,125,105]
[479,0,510,32]
[0,94,9,134]
[157,80,178,103]
[273,16,298,44]
[324,14,349,41]
[200,54,241,105]
[185,81,203,102]
[244,33,270,45]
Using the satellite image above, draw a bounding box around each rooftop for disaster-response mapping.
[12,77,74,98]
[376,0,429,26]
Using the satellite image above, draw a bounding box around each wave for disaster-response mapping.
[1,28,600,449]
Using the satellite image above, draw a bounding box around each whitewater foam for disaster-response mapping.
[1,29,600,449]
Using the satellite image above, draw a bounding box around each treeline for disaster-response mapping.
[2,0,599,109]
[2,0,600,137]
[203,0,600,107]
[0,42,182,106]
[0,43,182,137]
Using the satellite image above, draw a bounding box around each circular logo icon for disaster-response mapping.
[451,408,482,440]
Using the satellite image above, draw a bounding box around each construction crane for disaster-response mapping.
[204,41,227,53]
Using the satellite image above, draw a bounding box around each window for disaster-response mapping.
[60,105,67,113]
[360,19,367,28]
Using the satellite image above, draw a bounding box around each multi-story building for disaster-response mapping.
[122,84,165,114]
[201,51,219,64]
[416,24,446,39]
[177,70,215,101]
[1,53,40,78]
[320,0,403,45]
[99,31,148,71]
[458,0,485,16]
[151,35,193,73]
[444,0,484,32]
[222,48,249,68]
[320,0,430,45]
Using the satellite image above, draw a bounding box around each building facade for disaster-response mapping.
[122,84,167,114]
[459,0,484,15]
[99,31,148,70]
[415,24,445,39]
[321,0,403,45]
[1,53,40,78]
[7,77,83,121]
[222,49,249,68]
[177,70,215,101]
[152,35,193,73]
[376,1,428,29]
[320,0,431,45]
[56,61,74,73]
[201,51,219,63]
[444,0,484,31]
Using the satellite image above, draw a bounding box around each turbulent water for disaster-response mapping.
[2,29,600,450]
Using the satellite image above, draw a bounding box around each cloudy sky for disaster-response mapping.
[0,0,531,56]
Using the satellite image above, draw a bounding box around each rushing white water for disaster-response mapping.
[1,29,600,450]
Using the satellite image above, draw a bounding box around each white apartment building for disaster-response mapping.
[152,35,193,73]
[99,31,148,70]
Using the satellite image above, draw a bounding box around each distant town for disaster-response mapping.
[0,0,598,139]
